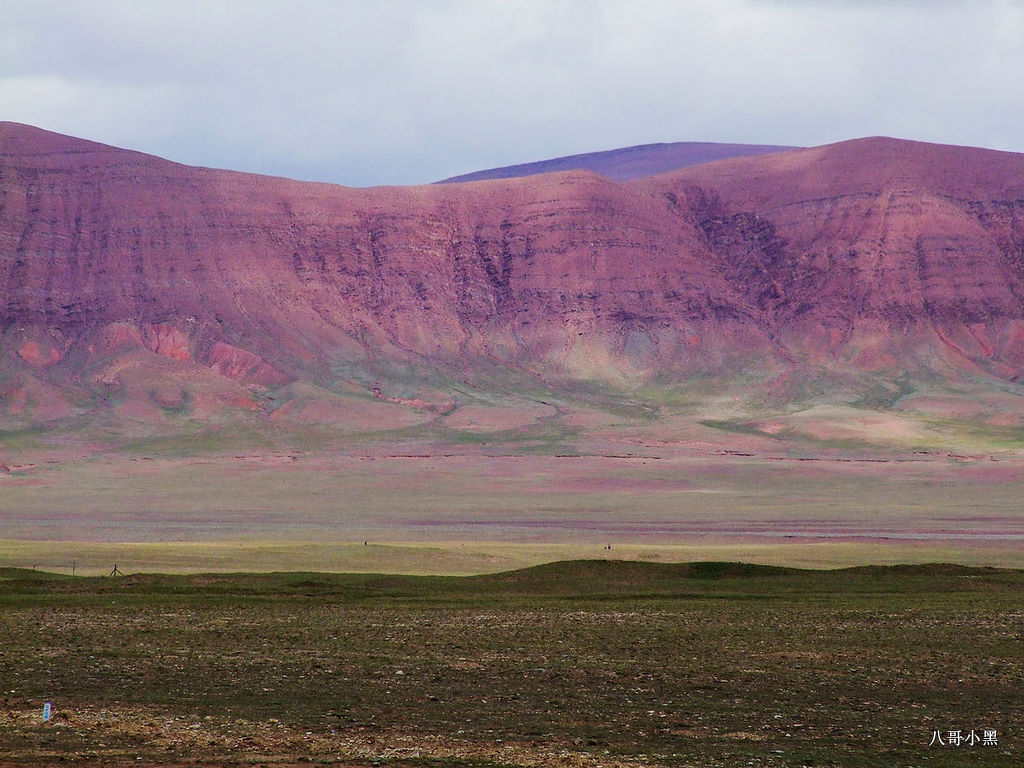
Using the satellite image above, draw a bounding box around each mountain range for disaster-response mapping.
[3,122,1024,453]
[437,141,797,183]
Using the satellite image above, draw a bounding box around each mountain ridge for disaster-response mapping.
[3,123,1024,448]
[437,140,799,183]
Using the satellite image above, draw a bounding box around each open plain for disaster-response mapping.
[2,562,1022,768]
[4,407,1024,575]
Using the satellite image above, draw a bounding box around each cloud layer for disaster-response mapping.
[3,0,1022,186]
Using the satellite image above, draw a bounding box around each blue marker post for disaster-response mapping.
[42,702,51,722]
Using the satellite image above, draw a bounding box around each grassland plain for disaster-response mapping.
[3,445,1024,574]
[1,562,1021,767]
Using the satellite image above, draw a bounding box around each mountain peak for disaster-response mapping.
[0,121,117,154]
[438,141,799,183]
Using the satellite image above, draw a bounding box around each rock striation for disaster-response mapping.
[3,122,1024,427]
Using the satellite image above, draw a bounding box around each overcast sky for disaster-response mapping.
[2,0,1022,186]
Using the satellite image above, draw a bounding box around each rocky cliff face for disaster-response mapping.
[648,138,1024,378]
[3,122,1024,431]
[0,123,765,380]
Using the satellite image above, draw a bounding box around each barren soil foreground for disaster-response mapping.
[1,562,1021,768]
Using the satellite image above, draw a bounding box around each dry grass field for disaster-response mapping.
[3,438,1024,574]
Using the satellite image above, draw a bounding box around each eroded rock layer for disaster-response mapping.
[3,122,1024,428]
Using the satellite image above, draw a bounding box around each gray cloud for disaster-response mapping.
[2,0,1022,186]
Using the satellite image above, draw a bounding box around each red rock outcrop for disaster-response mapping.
[206,341,289,386]
[3,122,1024,415]
[642,137,1024,377]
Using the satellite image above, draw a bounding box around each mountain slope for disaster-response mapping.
[3,123,1024,449]
[438,141,797,183]
[639,137,1024,377]
[0,122,764,376]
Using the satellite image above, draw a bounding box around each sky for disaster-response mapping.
[2,0,1023,187]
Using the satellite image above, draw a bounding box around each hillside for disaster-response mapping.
[3,123,1024,453]
[640,137,1024,379]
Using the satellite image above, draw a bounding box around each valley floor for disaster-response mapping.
[2,443,1024,574]
[3,395,1022,766]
